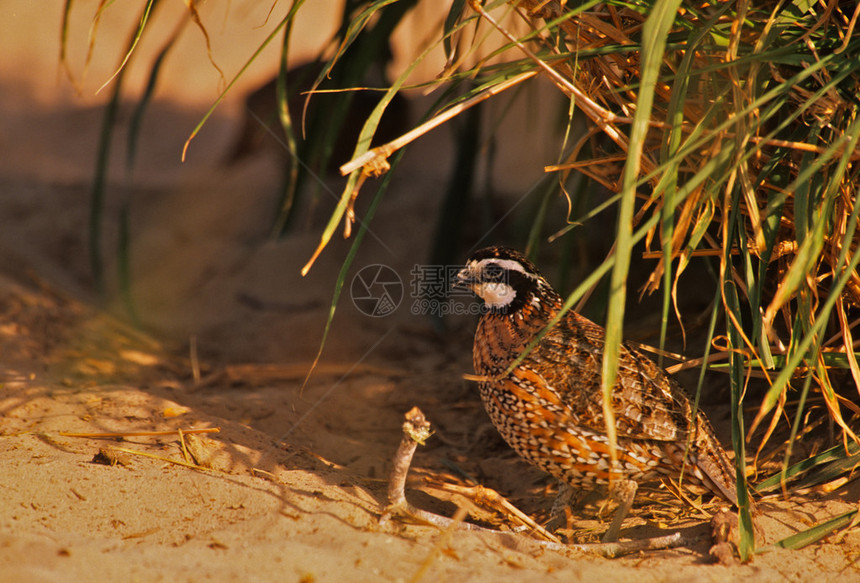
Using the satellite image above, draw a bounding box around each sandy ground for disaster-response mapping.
[2,2,860,582]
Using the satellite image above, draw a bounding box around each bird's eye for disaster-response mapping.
[484,264,504,281]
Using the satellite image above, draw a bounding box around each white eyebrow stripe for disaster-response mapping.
[475,258,535,277]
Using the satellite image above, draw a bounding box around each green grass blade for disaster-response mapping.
[183,1,305,161]
[756,441,860,494]
[59,0,77,87]
[301,11,450,275]
[442,0,467,63]
[795,450,860,492]
[96,0,157,94]
[127,26,181,171]
[302,148,405,390]
[270,17,300,235]
[764,510,858,551]
[117,200,138,325]
[89,79,120,298]
[725,276,756,559]
[649,6,729,360]
[720,139,755,558]
[118,21,184,321]
[601,0,683,473]
[523,176,557,258]
[90,0,163,296]
[776,356,816,494]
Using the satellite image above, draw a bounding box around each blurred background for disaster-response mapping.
[0,0,578,365]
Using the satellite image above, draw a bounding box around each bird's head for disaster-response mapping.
[454,246,557,313]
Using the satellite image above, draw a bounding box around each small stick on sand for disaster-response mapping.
[381,406,687,558]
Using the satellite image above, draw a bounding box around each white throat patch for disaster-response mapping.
[474,281,516,308]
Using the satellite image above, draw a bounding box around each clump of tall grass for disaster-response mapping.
[331,3,860,557]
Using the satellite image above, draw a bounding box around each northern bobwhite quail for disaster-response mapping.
[455,246,743,542]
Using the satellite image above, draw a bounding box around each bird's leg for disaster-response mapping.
[602,479,637,543]
[546,481,575,531]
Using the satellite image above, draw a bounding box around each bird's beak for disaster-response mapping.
[452,265,476,291]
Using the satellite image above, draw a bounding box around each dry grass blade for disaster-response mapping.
[108,446,224,472]
[338,70,536,177]
[424,480,561,543]
[307,70,537,277]
[57,428,220,439]
[185,0,225,88]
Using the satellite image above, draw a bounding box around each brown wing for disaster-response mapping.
[528,311,694,442]
[529,311,740,504]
